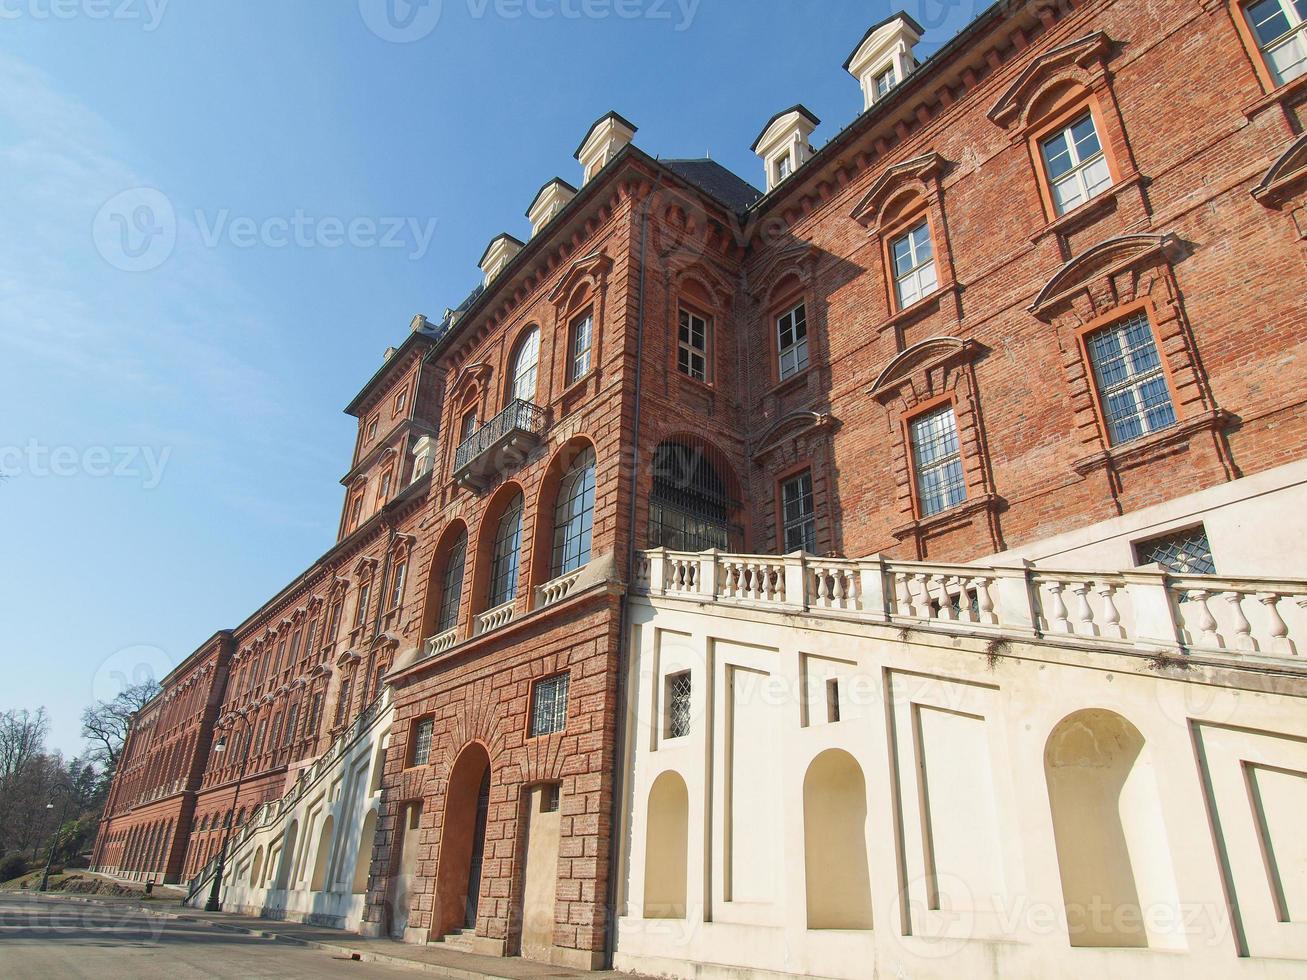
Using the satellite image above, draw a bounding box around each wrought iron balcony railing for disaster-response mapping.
[452,398,546,490]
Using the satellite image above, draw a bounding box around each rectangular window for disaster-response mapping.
[890,219,938,309]
[379,469,393,504]
[910,404,967,517]
[775,154,792,183]
[287,627,302,667]
[252,718,267,757]
[529,673,569,737]
[1085,311,1176,445]
[393,387,408,417]
[282,704,299,746]
[329,600,343,640]
[826,678,842,723]
[1134,525,1217,576]
[569,311,593,383]
[776,302,809,380]
[309,693,323,733]
[1039,111,1113,216]
[389,560,407,610]
[348,493,364,531]
[334,678,352,727]
[677,308,709,382]
[460,410,477,444]
[666,671,692,739]
[411,718,434,766]
[367,416,379,440]
[780,470,817,553]
[353,581,371,628]
[1244,0,1307,85]
[874,65,896,98]
[541,784,560,813]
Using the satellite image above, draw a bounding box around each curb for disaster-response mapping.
[31,894,528,980]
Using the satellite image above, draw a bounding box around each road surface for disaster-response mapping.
[0,893,423,979]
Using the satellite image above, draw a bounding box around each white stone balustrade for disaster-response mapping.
[423,628,458,658]
[535,568,584,610]
[635,548,1307,662]
[474,600,515,637]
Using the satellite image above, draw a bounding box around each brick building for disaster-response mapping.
[94,0,1307,973]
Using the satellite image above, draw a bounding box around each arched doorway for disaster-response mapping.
[433,743,493,938]
[648,438,741,552]
[803,749,872,929]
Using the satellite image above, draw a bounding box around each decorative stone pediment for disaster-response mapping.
[750,411,833,460]
[1029,234,1179,316]
[851,152,946,229]
[449,361,492,401]
[354,555,379,576]
[548,250,613,307]
[1253,133,1307,206]
[868,336,976,402]
[749,241,820,304]
[666,254,736,308]
[988,32,1113,128]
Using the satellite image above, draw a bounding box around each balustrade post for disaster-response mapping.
[990,561,1038,637]
[859,554,889,621]
[784,551,808,610]
[700,550,721,600]
[648,548,668,597]
[1120,565,1182,654]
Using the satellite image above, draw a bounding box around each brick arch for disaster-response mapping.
[987,31,1113,129]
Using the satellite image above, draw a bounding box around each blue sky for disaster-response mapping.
[0,0,971,757]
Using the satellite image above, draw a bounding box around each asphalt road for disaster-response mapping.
[0,894,423,979]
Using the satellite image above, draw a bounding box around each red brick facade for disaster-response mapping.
[94,0,1305,965]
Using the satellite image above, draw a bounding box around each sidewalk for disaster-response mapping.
[42,892,639,980]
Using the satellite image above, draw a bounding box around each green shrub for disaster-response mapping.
[0,853,28,882]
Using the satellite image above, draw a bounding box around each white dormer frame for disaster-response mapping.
[478,233,525,285]
[527,178,578,238]
[575,112,637,185]
[752,106,820,192]
[845,13,923,111]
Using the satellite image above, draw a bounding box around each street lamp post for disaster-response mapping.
[204,711,253,913]
[39,790,73,892]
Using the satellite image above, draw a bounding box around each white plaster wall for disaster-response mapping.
[193,705,394,933]
[614,594,1307,980]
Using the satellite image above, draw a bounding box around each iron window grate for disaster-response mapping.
[667,671,692,738]
[1135,527,1216,576]
[530,674,569,738]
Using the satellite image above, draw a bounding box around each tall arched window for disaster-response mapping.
[437,531,467,633]
[649,439,738,552]
[510,327,540,403]
[552,446,596,576]
[489,494,524,607]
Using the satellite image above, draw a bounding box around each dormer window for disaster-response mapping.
[844,13,923,111]
[752,105,820,191]
[575,111,637,185]
[775,155,792,183]
[874,65,896,99]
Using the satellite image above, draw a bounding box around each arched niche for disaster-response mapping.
[353,810,378,895]
[310,815,334,892]
[274,820,299,891]
[250,846,264,887]
[1044,709,1182,949]
[803,749,873,930]
[643,770,689,919]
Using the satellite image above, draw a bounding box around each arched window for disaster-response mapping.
[437,531,467,633]
[552,446,596,576]
[510,327,540,403]
[488,494,524,607]
[648,440,738,552]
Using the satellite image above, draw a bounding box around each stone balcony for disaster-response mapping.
[452,398,546,491]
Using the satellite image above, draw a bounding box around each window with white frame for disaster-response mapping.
[1244,0,1307,85]
[776,302,809,380]
[1038,111,1113,216]
[666,671,692,738]
[551,446,596,577]
[353,580,371,628]
[1085,311,1177,445]
[529,673,569,737]
[890,219,937,308]
[568,311,593,383]
[775,154,792,183]
[910,404,967,517]
[781,470,817,553]
[388,558,407,609]
[874,65,896,99]
[488,494,524,608]
[677,308,708,382]
[511,327,540,402]
[410,718,434,766]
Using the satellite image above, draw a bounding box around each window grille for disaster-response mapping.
[910,405,967,517]
[781,470,817,553]
[530,674,569,737]
[411,718,434,766]
[648,441,738,552]
[354,581,371,628]
[1085,312,1176,445]
[667,671,692,738]
[874,66,896,98]
[1135,526,1216,576]
[541,784,560,813]
[552,447,596,577]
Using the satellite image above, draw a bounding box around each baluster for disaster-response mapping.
[911,574,931,618]
[933,575,956,621]
[975,577,998,626]
[1046,581,1071,633]
[1186,589,1220,648]
[894,572,911,618]
[1070,582,1098,637]
[957,578,978,624]
[744,562,757,601]
[815,567,831,607]
[1093,582,1124,640]
[1222,591,1258,653]
[1258,593,1297,656]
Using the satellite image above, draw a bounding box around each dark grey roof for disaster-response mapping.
[750,104,821,152]
[662,159,763,213]
[842,11,927,72]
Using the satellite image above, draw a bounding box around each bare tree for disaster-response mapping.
[80,681,159,776]
[0,708,50,856]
